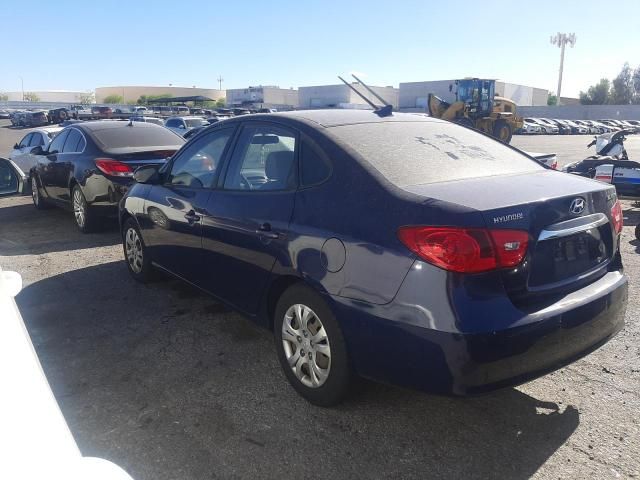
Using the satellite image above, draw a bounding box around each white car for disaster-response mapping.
[529,118,559,134]
[164,116,209,136]
[521,119,541,134]
[0,264,134,479]
[9,127,63,178]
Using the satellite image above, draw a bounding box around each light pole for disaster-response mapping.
[550,33,576,106]
[19,76,24,101]
[217,76,224,91]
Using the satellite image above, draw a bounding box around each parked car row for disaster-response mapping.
[518,117,640,135]
[0,109,628,407]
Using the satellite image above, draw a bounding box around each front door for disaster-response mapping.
[141,127,236,284]
[36,129,69,204]
[201,122,298,314]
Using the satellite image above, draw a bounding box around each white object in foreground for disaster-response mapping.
[0,268,134,480]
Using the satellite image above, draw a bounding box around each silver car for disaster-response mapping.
[9,127,63,178]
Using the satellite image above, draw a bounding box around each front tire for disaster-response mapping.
[274,284,351,406]
[122,218,155,282]
[31,175,50,209]
[635,224,640,242]
[72,185,97,233]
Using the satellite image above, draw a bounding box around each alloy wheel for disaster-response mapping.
[73,188,85,228]
[125,228,144,274]
[281,304,331,388]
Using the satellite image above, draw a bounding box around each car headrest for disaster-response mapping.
[265,150,294,183]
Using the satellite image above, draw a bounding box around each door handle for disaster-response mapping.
[256,223,279,239]
[184,210,201,223]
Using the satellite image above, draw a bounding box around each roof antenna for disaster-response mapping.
[337,76,393,117]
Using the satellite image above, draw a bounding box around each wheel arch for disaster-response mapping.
[264,275,305,330]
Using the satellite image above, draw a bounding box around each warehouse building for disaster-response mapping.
[298,83,399,109]
[226,86,298,110]
[95,86,225,104]
[398,80,549,109]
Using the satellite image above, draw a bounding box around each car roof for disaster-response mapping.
[166,116,204,120]
[34,126,63,134]
[268,109,443,128]
[73,120,164,132]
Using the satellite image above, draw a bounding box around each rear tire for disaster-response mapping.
[494,119,513,143]
[274,284,351,407]
[72,185,97,233]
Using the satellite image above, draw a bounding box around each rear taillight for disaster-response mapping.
[611,200,623,234]
[398,226,529,273]
[94,158,133,177]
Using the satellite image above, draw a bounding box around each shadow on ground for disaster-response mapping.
[17,261,580,480]
[0,200,119,255]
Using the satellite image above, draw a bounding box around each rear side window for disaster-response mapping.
[48,129,69,153]
[62,129,83,153]
[329,121,543,187]
[300,139,331,186]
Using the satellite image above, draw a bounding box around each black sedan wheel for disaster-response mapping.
[72,185,96,233]
[274,284,351,406]
[122,218,155,282]
[31,176,49,210]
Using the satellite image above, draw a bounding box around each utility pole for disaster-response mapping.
[20,76,24,101]
[550,33,576,106]
[217,76,224,91]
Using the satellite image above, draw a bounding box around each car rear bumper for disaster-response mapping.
[331,270,627,395]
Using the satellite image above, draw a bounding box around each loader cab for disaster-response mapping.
[454,79,495,118]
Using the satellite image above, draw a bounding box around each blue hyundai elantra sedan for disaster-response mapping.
[119,110,628,406]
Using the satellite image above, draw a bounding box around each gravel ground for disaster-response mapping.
[1,120,639,479]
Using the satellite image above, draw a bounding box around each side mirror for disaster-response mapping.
[13,143,20,150]
[0,158,24,196]
[133,165,161,184]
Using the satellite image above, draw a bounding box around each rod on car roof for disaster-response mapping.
[350,74,390,107]
[337,75,393,117]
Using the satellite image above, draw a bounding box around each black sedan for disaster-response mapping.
[120,110,627,406]
[30,121,185,232]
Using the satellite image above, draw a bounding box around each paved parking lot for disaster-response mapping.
[1,120,639,479]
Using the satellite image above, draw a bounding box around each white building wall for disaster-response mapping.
[2,91,90,102]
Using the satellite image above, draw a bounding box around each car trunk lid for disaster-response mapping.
[403,170,619,300]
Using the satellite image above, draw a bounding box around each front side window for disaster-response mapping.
[223,125,297,191]
[19,133,33,148]
[167,128,233,188]
[29,133,44,147]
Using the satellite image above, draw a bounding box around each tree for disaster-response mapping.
[137,94,171,105]
[610,62,634,105]
[547,93,557,106]
[216,98,225,108]
[633,66,640,104]
[579,79,611,105]
[103,94,124,104]
[23,92,40,102]
[79,92,95,104]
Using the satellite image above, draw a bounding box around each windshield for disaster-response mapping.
[329,121,542,187]
[91,125,184,149]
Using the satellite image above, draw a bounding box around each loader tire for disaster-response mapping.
[494,120,513,143]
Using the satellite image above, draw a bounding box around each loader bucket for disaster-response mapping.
[427,93,450,118]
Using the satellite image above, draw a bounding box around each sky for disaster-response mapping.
[1,0,639,97]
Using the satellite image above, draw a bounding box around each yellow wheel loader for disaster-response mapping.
[427,79,523,143]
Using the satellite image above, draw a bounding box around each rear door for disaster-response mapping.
[201,122,298,313]
[141,127,235,283]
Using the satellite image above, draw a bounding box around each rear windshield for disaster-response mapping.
[185,118,207,128]
[329,121,543,187]
[91,125,184,149]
